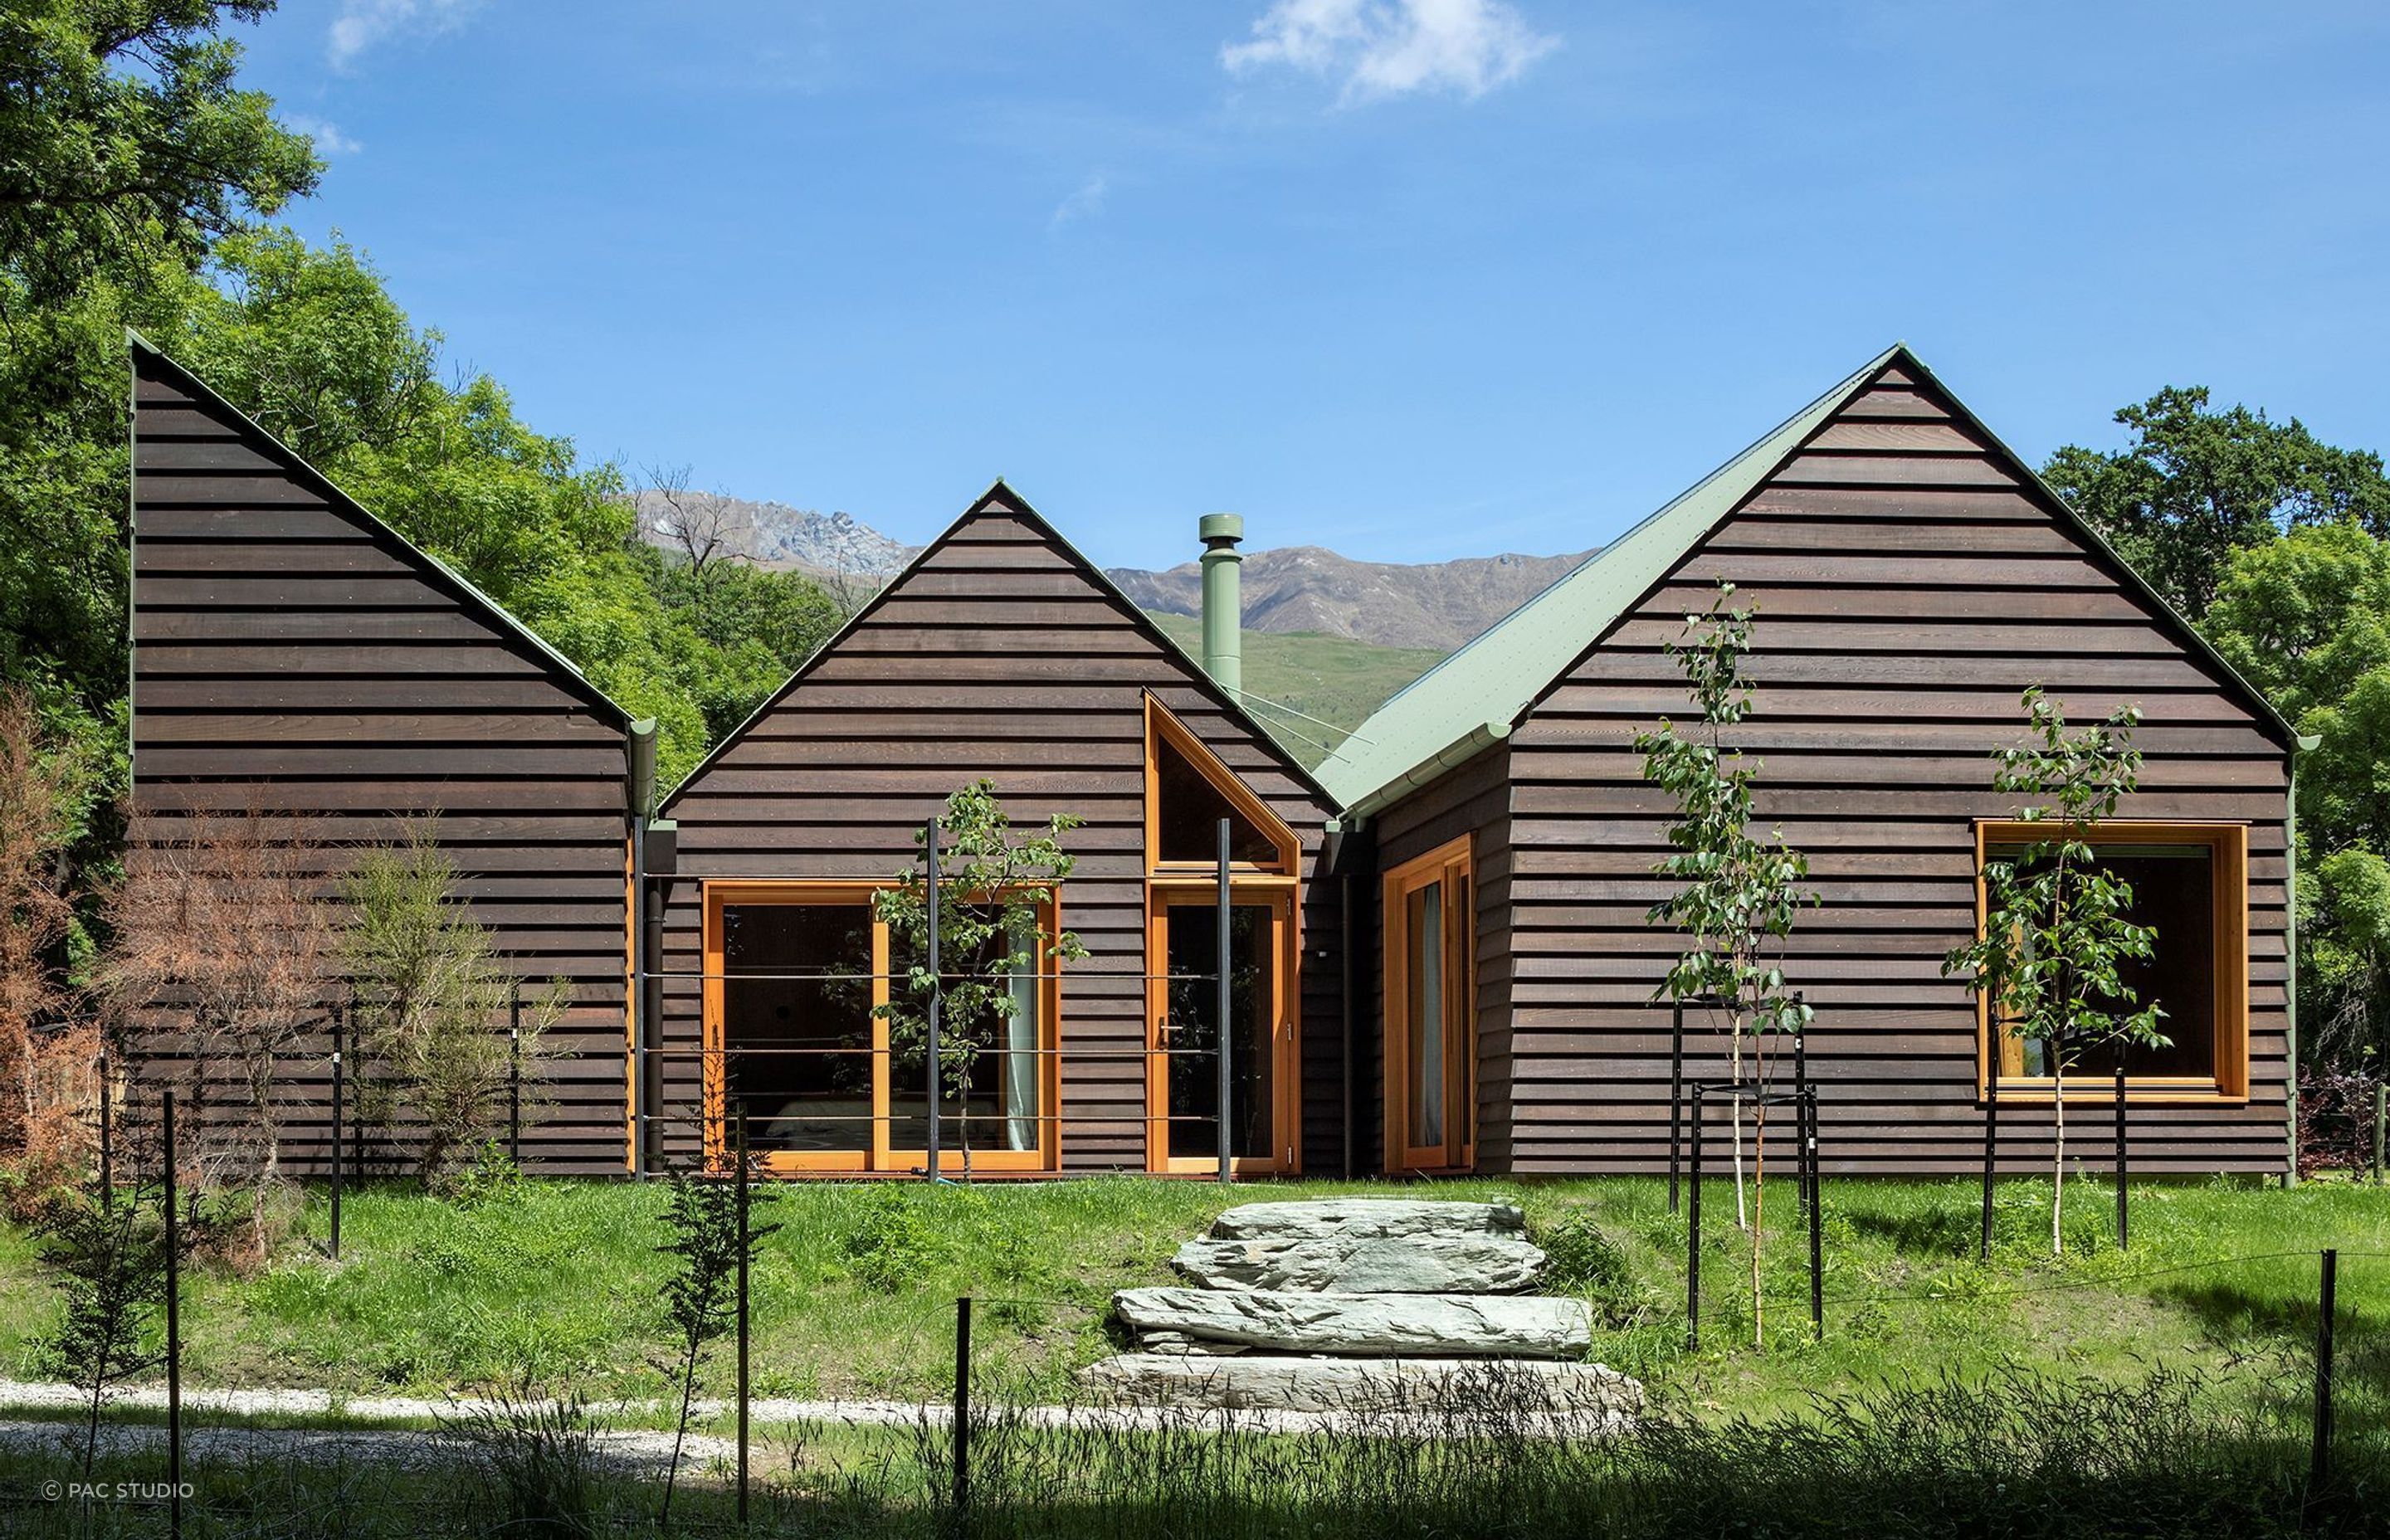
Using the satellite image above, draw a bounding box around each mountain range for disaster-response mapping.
[634,492,1592,651]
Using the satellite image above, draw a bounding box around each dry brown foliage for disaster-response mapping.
[0,687,92,1192]
[105,799,330,1192]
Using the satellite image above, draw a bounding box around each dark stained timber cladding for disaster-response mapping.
[655,492,1349,1175]
[1368,742,1514,1172]
[1496,367,2294,1176]
[128,347,634,1176]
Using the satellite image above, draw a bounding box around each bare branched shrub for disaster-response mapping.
[339,819,569,1188]
[105,800,329,1203]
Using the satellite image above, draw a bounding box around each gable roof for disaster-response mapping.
[128,331,635,730]
[658,480,1340,811]
[1318,343,2300,816]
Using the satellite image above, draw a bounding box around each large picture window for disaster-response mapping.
[703,882,1060,1173]
[1973,821,2250,1101]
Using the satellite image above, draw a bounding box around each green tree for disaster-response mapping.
[2042,386,2390,621]
[651,1161,777,1526]
[1634,582,1814,1347]
[874,781,1086,1167]
[1944,689,2164,1255]
[0,1,316,300]
[338,821,569,1188]
[0,2,314,917]
[29,1177,173,1475]
[2205,520,2390,1070]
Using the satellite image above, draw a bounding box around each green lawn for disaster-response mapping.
[1144,613,1444,768]
[3,1174,2386,1424]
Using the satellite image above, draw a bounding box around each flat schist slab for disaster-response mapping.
[1207,1199,1526,1243]
[1113,1287,1593,1360]
[1079,1354,1643,1421]
[1173,1232,1547,1294]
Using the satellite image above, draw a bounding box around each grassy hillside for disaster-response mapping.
[1145,612,1444,769]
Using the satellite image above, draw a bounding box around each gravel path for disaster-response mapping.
[0,1378,1480,1445]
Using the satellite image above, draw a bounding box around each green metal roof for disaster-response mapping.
[1319,341,2301,817]
[1317,345,1900,814]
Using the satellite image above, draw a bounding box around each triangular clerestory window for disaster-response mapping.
[1144,697,1297,872]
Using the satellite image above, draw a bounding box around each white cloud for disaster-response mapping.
[285,115,363,157]
[1222,0,1558,103]
[1050,173,1110,229]
[329,0,481,69]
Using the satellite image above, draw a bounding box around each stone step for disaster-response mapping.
[1173,1231,1547,1294]
[1079,1353,1642,1421]
[1112,1286,1592,1360]
[1207,1198,1525,1244]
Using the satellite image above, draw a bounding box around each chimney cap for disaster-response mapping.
[1199,512,1244,547]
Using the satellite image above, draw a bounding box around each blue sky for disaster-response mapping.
[235,2,2390,569]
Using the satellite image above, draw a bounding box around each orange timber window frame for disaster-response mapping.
[1382,835,1475,1172]
[1971,820,2251,1104]
[700,880,1064,1176]
[1141,694,1304,1175]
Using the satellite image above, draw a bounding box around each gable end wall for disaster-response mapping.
[655,497,1349,1173]
[129,348,634,1174]
[1497,363,2292,1175]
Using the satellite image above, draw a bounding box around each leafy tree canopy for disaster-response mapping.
[2042,386,2390,621]
[0,1,318,303]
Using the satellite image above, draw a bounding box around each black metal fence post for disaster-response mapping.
[163,1089,183,1540]
[953,1294,973,1523]
[1806,1085,1823,1340]
[1216,818,1234,1184]
[509,985,523,1165]
[925,816,943,1180]
[2113,1055,2129,1250]
[735,1105,751,1527]
[1667,1000,1685,1215]
[1686,1084,1704,1351]
[2311,1248,2337,1497]
[330,1004,344,1263]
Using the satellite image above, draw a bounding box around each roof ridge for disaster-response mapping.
[1317,344,1900,812]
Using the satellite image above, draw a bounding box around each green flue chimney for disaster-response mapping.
[1198,513,1244,700]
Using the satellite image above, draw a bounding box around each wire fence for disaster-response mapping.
[12,1109,2389,1540]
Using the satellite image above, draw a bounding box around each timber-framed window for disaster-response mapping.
[1383,835,1475,1172]
[1142,695,1302,1173]
[1973,821,2250,1103]
[701,881,1061,1174]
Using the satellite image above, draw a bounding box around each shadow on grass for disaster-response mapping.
[2158,1279,2390,1404]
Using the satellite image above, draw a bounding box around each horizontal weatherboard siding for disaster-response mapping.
[128,345,634,1175]
[654,491,1349,1176]
[1466,359,2294,1176]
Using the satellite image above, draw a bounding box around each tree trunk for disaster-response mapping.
[2051,1063,2066,1257]
[1730,1030,1748,1230]
[1751,1099,1767,1349]
[661,1335,700,1524]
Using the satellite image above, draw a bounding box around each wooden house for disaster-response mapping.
[644,486,1354,1176]
[127,338,641,1172]
[1318,344,2302,1178]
